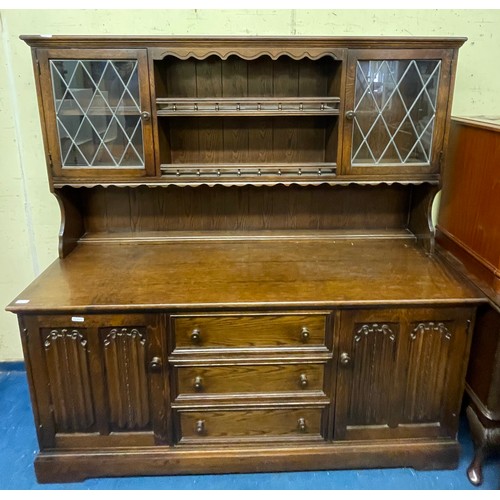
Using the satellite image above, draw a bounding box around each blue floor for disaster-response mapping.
[0,367,498,489]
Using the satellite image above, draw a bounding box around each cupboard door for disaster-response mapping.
[22,314,169,449]
[342,49,453,176]
[37,48,155,179]
[334,307,473,441]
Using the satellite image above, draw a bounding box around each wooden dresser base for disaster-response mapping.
[34,440,459,483]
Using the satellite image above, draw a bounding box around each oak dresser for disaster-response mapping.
[6,35,486,483]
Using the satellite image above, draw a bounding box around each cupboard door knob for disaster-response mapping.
[193,376,203,391]
[149,356,162,372]
[298,417,306,432]
[191,329,201,343]
[300,327,310,342]
[345,110,355,120]
[340,352,351,366]
[299,373,308,388]
[141,111,151,121]
[196,420,205,435]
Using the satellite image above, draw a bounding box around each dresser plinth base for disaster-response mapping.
[34,440,459,483]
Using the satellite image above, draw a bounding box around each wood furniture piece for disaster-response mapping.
[436,116,500,486]
[7,36,486,483]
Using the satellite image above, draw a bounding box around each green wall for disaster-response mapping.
[0,9,499,360]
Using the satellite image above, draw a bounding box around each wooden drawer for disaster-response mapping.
[175,363,327,398]
[171,313,329,351]
[177,407,326,443]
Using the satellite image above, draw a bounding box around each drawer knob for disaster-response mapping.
[299,373,308,388]
[340,352,351,366]
[300,327,310,342]
[193,376,204,391]
[196,419,205,435]
[148,356,162,372]
[191,329,201,343]
[297,417,307,432]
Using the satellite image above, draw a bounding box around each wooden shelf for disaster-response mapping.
[156,97,340,117]
[80,228,417,244]
[160,163,336,178]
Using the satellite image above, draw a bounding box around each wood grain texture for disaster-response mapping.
[437,118,500,292]
[175,363,326,397]
[335,307,473,441]
[346,322,399,428]
[102,327,151,431]
[177,407,325,442]
[32,439,460,483]
[11,35,478,483]
[42,327,94,433]
[78,184,412,234]
[7,239,484,313]
[403,321,453,423]
[172,314,327,350]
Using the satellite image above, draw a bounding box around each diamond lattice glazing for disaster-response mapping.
[351,59,441,166]
[50,59,144,168]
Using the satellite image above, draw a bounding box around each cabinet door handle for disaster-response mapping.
[191,329,201,343]
[148,356,162,372]
[340,352,351,366]
[300,327,310,342]
[141,111,151,121]
[193,376,204,391]
[297,417,307,432]
[196,420,205,435]
[299,373,308,388]
[345,110,355,120]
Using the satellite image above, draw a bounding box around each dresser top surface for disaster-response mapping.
[19,35,467,50]
[7,238,484,313]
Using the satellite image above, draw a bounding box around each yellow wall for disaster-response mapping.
[0,9,499,360]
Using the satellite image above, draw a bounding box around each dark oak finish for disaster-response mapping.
[7,36,484,483]
[6,240,483,313]
[341,48,454,177]
[37,48,156,179]
[171,313,328,351]
[174,362,328,398]
[436,116,500,486]
[335,307,473,441]
[176,407,327,444]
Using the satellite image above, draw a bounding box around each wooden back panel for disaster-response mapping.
[76,184,413,235]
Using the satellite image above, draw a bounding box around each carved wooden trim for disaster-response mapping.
[404,321,453,423]
[102,327,150,431]
[348,322,398,427]
[151,47,342,61]
[43,328,95,432]
[44,328,87,348]
[20,35,468,50]
[410,322,451,340]
[354,323,396,342]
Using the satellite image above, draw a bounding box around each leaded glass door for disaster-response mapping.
[39,49,155,178]
[342,49,453,176]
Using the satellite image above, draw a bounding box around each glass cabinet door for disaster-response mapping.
[39,49,155,178]
[342,49,453,176]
